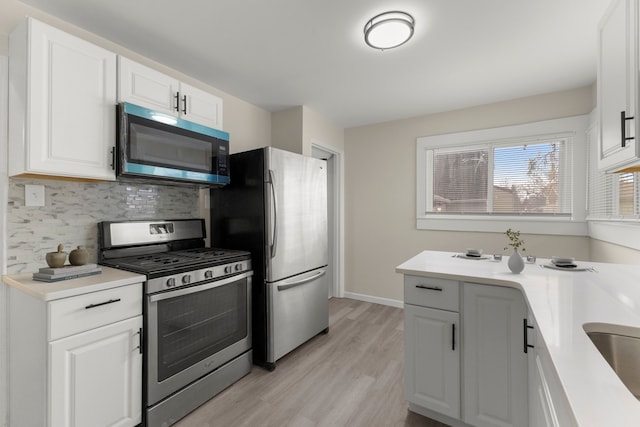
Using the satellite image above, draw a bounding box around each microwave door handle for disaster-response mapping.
[268,169,278,259]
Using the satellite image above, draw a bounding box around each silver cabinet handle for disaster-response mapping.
[415,284,443,291]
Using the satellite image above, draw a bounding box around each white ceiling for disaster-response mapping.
[18,0,610,128]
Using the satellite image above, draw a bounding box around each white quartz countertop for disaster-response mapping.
[396,250,640,427]
[2,266,145,301]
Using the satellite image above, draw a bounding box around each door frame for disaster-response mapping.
[311,141,344,298]
[1,55,9,427]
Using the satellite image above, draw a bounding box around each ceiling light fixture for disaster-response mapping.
[364,11,415,50]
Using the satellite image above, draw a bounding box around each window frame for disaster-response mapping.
[416,115,590,236]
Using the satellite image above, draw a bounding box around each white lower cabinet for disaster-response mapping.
[50,316,142,427]
[405,304,460,418]
[527,314,577,427]
[462,283,528,427]
[403,276,529,427]
[8,283,143,427]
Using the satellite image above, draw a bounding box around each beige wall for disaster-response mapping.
[344,86,608,303]
[0,1,271,153]
[591,239,640,264]
[301,106,345,154]
[271,106,304,153]
[272,106,345,155]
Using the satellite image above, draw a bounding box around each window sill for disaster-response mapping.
[588,220,640,251]
[416,216,588,236]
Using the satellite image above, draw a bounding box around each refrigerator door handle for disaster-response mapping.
[268,169,278,259]
[276,269,327,291]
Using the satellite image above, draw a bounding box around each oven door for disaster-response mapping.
[146,271,252,406]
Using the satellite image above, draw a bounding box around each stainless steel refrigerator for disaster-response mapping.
[211,147,329,370]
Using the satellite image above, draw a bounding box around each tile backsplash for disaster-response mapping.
[7,178,200,274]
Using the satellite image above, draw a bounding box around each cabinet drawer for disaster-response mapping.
[49,284,142,341]
[404,275,459,311]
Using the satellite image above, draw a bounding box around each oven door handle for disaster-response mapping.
[149,271,253,303]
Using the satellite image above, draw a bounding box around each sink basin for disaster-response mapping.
[586,327,640,400]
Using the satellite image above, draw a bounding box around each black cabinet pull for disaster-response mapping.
[182,94,187,114]
[109,147,115,170]
[415,284,443,291]
[174,92,180,112]
[523,319,534,353]
[621,111,635,148]
[85,298,121,309]
[138,327,143,354]
[452,323,456,351]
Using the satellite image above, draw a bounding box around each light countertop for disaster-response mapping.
[2,266,145,301]
[396,250,640,427]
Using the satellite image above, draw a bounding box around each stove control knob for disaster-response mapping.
[166,277,176,288]
[224,265,232,274]
[204,270,213,279]
[182,275,191,285]
[235,263,243,272]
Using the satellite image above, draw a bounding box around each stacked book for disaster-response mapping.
[32,263,102,282]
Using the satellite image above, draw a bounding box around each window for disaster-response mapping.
[588,140,640,220]
[416,115,589,234]
[586,116,640,251]
[431,139,568,215]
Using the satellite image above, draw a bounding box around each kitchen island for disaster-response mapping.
[397,251,640,427]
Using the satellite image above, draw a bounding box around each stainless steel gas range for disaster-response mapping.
[98,219,252,427]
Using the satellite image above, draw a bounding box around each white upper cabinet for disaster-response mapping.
[597,0,640,172]
[118,56,179,113]
[118,57,223,130]
[8,17,117,181]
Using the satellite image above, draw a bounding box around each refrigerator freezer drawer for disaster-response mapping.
[267,267,329,363]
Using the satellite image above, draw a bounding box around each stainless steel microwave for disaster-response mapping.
[116,102,230,187]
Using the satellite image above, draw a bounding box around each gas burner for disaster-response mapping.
[98,219,251,279]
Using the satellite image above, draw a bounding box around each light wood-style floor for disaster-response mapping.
[174,298,449,427]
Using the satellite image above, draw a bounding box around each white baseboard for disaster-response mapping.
[342,292,403,308]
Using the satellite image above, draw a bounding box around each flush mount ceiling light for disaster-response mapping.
[364,11,415,50]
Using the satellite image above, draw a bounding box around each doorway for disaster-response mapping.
[311,142,344,299]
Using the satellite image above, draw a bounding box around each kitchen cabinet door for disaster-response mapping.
[404,304,460,419]
[527,315,578,427]
[49,316,142,427]
[597,0,640,172]
[118,56,180,115]
[118,57,223,129]
[180,81,223,129]
[462,283,528,427]
[8,17,117,181]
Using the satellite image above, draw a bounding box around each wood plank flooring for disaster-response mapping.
[174,298,449,427]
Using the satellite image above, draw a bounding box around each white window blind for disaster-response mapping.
[429,138,571,216]
[587,130,640,219]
